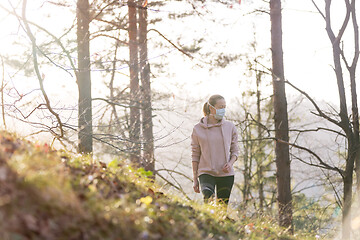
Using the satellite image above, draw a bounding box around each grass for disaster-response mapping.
[0,130,320,239]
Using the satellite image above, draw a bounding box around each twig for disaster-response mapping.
[20,0,64,138]
[148,29,194,59]
[1,56,6,129]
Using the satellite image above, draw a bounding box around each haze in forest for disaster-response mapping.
[1,0,360,238]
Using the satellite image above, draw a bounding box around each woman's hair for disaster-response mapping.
[203,94,225,116]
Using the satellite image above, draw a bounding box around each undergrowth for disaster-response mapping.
[0,131,319,239]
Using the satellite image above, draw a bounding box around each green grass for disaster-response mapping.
[0,131,319,239]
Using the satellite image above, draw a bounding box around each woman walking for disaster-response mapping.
[191,94,239,206]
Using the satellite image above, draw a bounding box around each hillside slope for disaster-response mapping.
[0,131,315,240]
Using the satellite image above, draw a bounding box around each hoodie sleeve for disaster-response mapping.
[191,127,201,162]
[230,123,239,161]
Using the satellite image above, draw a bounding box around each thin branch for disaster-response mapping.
[285,79,341,128]
[154,171,191,201]
[156,168,193,181]
[290,153,340,176]
[0,3,78,76]
[245,9,270,15]
[90,34,128,45]
[20,0,64,138]
[289,127,346,138]
[13,103,46,119]
[90,0,119,21]
[1,56,6,130]
[311,0,326,20]
[277,138,344,177]
[148,28,194,59]
[242,136,344,177]
[92,97,141,109]
[350,0,359,70]
[320,168,343,208]
[334,0,351,44]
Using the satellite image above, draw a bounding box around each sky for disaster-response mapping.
[147,0,358,111]
[0,0,356,155]
[0,0,354,105]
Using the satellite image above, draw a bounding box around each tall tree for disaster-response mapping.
[77,0,93,154]
[307,0,359,238]
[270,0,293,233]
[256,69,265,212]
[138,1,155,174]
[235,63,276,212]
[128,0,141,165]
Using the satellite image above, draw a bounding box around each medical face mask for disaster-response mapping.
[208,102,226,120]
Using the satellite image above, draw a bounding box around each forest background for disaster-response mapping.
[0,0,358,238]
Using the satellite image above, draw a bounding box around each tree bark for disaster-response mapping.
[242,129,250,209]
[322,1,356,238]
[138,3,155,175]
[348,0,360,213]
[1,57,6,130]
[77,0,93,154]
[128,0,141,165]
[256,70,265,212]
[270,0,293,233]
[343,150,354,240]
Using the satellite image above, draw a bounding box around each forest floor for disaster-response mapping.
[0,130,318,240]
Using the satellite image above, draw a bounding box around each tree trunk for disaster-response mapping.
[323,1,356,238]
[270,0,293,233]
[343,149,354,240]
[242,125,250,209]
[256,70,265,212]
[349,0,360,214]
[138,2,155,176]
[1,57,6,130]
[77,0,93,154]
[128,0,141,166]
[350,62,359,240]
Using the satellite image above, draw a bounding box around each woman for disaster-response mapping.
[191,94,239,206]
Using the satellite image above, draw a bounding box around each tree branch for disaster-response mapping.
[285,79,341,127]
[20,0,64,138]
[148,28,194,59]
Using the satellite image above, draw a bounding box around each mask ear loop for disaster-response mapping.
[207,101,216,118]
[207,101,215,109]
[207,101,217,119]
[207,101,212,116]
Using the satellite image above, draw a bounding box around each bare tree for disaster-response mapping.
[138,1,154,174]
[128,0,141,165]
[256,67,266,212]
[1,56,6,130]
[20,0,65,140]
[77,0,93,154]
[308,0,360,238]
[270,0,293,233]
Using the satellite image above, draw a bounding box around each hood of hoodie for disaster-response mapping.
[199,116,224,129]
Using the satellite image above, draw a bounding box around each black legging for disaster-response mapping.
[198,173,234,205]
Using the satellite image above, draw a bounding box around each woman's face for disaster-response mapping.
[210,98,226,115]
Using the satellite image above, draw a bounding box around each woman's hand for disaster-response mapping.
[223,156,237,173]
[222,162,233,173]
[193,178,200,193]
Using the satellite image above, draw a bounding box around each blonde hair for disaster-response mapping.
[203,94,224,116]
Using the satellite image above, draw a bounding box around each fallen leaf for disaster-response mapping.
[140,196,153,206]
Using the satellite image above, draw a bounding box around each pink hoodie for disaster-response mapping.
[191,116,239,177]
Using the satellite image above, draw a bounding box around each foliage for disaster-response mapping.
[292,193,339,238]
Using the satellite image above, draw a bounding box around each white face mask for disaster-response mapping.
[208,102,226,120]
